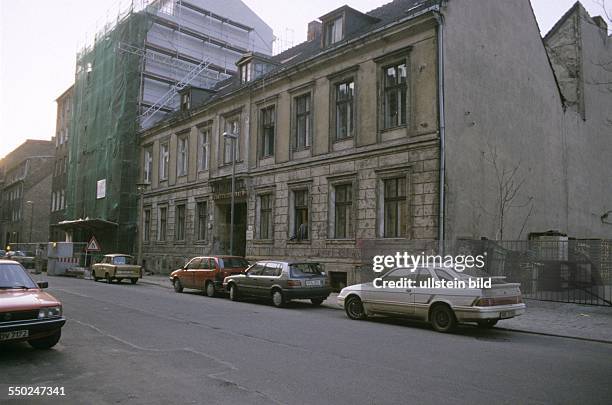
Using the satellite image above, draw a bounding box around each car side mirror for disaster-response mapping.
[37,281,48,289]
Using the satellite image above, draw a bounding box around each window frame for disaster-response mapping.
[175,203,186,241]
[292,92,312,151]
[331,78,356,142]
[177,134,189,178]
[159,140,170,181]
[377,172,411,239]
[195,200,208,242]
[260,105,276,158]
[331,182,355,240]
[197,125,210,172]
[158,205,168,241]
[288,185,311,242]
[222,115,241,165]
[257,193,274,240]
[382,62,408,130]
[143,145,153,184]
[143,207,151,243]
[323,15,344,46]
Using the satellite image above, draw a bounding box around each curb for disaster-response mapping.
[495,327,612,345]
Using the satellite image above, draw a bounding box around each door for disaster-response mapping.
[182,258,201,289]
[369,268,423,315]
[240,263,265,296]
[256,263,283,296]
[193,258,214,290]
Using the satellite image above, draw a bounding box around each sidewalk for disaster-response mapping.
[139,274,612,343]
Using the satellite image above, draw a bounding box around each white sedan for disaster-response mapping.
[338,266,526,332]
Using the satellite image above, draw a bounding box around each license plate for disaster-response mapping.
[305,280,322,287]
[500,310,514,319]
[0,330,29,341]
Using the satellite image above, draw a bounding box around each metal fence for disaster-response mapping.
[356,239,612,306]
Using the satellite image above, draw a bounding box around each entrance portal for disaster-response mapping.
[215,202,247,257]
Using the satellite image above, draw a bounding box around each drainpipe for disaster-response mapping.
[435,8,446,253]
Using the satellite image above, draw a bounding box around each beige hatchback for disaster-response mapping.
[92,254,142,284]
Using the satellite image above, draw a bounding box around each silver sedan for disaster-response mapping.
[338,266,526,332]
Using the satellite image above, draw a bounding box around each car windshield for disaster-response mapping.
[290,263,324,278]
[0,263,37,289]
[220,258,249,268]
[112,256,133,265]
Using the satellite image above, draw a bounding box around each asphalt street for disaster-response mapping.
[1,276,612,405]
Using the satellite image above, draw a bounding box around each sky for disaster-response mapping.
[0,0,609,160]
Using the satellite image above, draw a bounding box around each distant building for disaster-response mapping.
[49,85,73,242]
[0,140,55,248]
[136,0,611,286]
[60,0,273,254]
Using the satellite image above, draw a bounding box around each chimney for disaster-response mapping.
[307,20,322,42]
[592,16,608,32]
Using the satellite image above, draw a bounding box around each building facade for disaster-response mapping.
[138,0,612,286]
[49,85,73,242]
[0,140,55,248]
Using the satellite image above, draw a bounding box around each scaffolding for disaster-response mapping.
[66,0,273,254]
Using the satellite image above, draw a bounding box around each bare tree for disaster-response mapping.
[482,145,534,240]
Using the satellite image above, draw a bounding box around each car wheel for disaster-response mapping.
[271,289,285,308]
[310,298,324,306]
[228,284,239,301]
[430,304,457,333]
[173,278,183,293]
[345,295,367,320]
[205,282,216,298]
[130,278,138,285]
[28,330,61,350]
[92,271,99,282]
[477,319,498,328]
[105,273,112,284]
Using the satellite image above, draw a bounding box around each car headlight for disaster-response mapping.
[38,306,62,319]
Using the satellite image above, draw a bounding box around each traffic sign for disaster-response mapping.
[86,236,101,252]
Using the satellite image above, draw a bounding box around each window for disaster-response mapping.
[223,117,240,164]
[143,146,153,183]
[60,190,65,210]
[198,127,209,171]
[293,189,309,240]
[180,92,190,111]
[259,194,273,239]
[240,62,251,83]
[335,80,354,140]
[383,63,407,129]
[294,94,311,150]
[261,106,275,157]
[334,184,353,238]
[175,204,186,241]
[196,201,207,241]
[383,177,407,238]
[158,206,167,241]
[143,208,151,242]
[324,16,343,46]
[177,135,188,177]
[160,142,169,180]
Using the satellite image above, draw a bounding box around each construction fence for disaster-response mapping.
[356,239,612,306]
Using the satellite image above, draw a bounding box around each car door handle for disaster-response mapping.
[406,289,412,292]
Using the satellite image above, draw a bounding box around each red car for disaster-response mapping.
[0,260,65,349]
[170,256,249,297]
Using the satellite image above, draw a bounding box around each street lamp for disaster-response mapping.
[26,201,34,243]
[223,131,238,256]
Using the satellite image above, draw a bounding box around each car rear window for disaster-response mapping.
[290,263,324,278]
[220,258,249,268]
[0,263,37,289]
[112,256,133,265]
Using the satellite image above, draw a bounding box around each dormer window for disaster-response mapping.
[240,62,252,83]
[180,92,190,111]
[324,16,343,46]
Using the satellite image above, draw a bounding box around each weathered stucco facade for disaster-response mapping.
[138,0,611,284]
[139,2,441,285]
